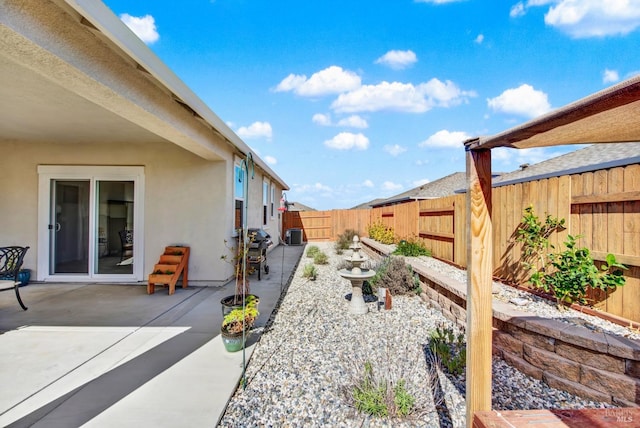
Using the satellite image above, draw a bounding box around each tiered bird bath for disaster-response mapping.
[338,235,375,315]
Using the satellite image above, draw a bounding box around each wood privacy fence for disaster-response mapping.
[283,163,640,323]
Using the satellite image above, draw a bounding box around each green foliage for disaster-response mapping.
[302,263,317,279]
[516,207,627,306]
[335,229,360,254]
[393,238,431,257]
[313,251,329,265]
[393,380,415,417]
[368,257,420,296]
[541,235,627,304]
[221,295,259,334]
[515,205,565,271]
[351,361,415,418]
[306,245,320,258]
[428,324,466,376]
[367,221,395,245]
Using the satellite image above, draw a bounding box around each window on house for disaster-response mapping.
[235,164,244,231]
[263,180,269,226]
[270,184,275,218]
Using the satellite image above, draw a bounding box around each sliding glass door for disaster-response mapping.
[38,166,144,282]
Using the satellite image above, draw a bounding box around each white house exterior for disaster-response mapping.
[0,0,288,284]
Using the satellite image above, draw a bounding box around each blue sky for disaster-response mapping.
[103,0,640,210]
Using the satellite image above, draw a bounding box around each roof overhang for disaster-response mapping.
[0,0,288,189]
[465,74,640,151]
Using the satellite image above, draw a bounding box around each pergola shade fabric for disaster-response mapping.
[465,75,640,150]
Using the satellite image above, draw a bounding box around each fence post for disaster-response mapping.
[465,148,493,427]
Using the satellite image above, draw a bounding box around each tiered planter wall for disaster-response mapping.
[147,246,190,295]
[362,238,640,407]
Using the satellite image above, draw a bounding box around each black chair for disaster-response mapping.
[118,230,133,262]
[0,246,30,310]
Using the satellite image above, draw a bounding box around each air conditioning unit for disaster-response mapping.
[287,228,303,245]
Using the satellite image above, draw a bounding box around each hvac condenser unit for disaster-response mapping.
[287,228,303,245]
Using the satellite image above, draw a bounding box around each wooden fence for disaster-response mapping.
[282,164,640,323]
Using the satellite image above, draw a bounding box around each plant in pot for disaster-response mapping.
[221,294,259,352]
[220,229,259,316]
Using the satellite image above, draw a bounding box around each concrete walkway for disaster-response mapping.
[0,244,304,428]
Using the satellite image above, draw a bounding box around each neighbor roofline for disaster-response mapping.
[62,0,288,189]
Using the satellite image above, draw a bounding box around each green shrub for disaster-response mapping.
[393,238,431,257]
[313,251,329,265]
[306,245,320,258]
[428,324,466,376]
[368,257,420,296]
[302,263,317,279]
[515,207,627,306]
[335,229,360,254]
[540,235,626,305]
[367,221,395,245]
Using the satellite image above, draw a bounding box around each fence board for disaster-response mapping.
[606,168,625,315]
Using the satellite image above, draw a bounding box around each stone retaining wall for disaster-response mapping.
[361,238,640,407]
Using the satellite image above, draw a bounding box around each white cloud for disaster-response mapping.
[293,182,333,194]
[413,178,431,186]
[275,66,361,97]
[384,144,408,156]
[362,179,375,188]
[474,34,485,44]
[493,147,565,167]
[375,50,418,70]
[313,114,369,128]
[382,181,403,192]
[510,2,526,17]
[236,121,273,141]
[120,14,159,44]
[264,155,277,165]
[603,68,620,84]
[337,115,369,128]
[324,132,370,150]
[312,113,332,126]
[487,84,552,118]
[331,78,475,113]
[419,129,471,148]
[512,0,640,38]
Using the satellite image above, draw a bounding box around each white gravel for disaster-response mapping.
[218,242,624,428]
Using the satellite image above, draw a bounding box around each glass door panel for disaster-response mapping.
[51,180,90,274]
[95,181,134,275]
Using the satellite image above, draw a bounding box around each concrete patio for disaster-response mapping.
[0,244,304,428]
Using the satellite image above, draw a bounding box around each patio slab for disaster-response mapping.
[0,243,304,428]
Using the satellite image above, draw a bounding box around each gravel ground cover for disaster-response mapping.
[219,241,630,428]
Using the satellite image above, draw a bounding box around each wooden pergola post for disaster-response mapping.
[465,147,493,427]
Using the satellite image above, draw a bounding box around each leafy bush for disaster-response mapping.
[306,245,320,258]
[538,235,626,304]
[367,221,395,245]
[335,229,360,254]
[302,263,317,279]
[516,207,626,306]
[313,251,329,265]
[428,323,466,376]
[368,256,420,296]
[393,238,431,257]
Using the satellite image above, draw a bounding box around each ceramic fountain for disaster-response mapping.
[338,235,375,314]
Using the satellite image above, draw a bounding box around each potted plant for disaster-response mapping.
[220,294,259,352]
[220,229,258,315]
